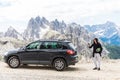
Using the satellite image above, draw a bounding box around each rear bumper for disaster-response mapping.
[67,55,79,65]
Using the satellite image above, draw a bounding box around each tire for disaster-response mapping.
[8,56,20,68]
[53,58,66,71]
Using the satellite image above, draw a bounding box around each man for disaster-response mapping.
[88,38,103,71]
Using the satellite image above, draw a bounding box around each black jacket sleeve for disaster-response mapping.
[89,44,93,48]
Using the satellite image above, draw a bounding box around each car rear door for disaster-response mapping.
[38,41,62,65]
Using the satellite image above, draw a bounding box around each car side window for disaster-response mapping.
[40,42,49,49]
[26,41,41,50]
[62,44,68,49]
[56,43,63,49]
[40,42,63,49]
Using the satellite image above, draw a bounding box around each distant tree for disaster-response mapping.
[105,44,120,59]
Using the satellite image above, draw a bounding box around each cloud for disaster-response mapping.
[0,0,120,32]
[1,0,120,20]
[0,0,17,7]
[0,1,11,7]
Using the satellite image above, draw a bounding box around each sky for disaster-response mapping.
[0,0,120,33]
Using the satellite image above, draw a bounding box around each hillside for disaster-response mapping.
[0,37,27,55]
[105,44,120,59]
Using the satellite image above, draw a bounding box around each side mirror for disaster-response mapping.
[20,46,27,51]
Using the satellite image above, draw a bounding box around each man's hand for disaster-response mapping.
[88,43,90,47]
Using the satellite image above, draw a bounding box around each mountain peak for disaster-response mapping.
[35,16,41,21]
[5,26,23,40]
[62,20,65,24]
[55,19,59,22]
[105,21,116,26]
[42,17,46,19]
[70,22,77,26]
[41,17,49,24]
[42,17,47,21]
[29,18,34,22]
[7,26,16,31]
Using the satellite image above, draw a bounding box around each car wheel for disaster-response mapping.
[53,58,66,71]
[8,56,20,68]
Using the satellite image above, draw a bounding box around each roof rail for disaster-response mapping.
[38,39,71,42]
[58,39,65,41]
[58,39,70,41]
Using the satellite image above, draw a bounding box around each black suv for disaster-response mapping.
[4,40,78,71]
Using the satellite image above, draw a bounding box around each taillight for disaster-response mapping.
[66,50,75,55]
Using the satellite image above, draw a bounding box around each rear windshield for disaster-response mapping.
[68,43,76,50]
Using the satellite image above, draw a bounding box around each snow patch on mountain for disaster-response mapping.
[94,30,104,36]
[40,25,50,39]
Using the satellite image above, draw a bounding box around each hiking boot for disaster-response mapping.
[98,68,100,71]
[93,67,97,70]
